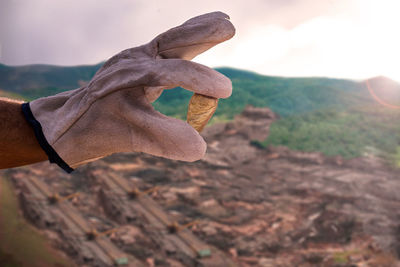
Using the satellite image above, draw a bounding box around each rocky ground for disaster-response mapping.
[6,106,400,266]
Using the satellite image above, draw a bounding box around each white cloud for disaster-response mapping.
[2,0,400,81]
[197,0,400,81]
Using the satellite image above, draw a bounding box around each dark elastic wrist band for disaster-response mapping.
[21,102,74,173]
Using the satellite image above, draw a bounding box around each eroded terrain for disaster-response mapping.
[5,106,400,266]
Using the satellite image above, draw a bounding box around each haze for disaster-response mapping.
[1,0,399,81]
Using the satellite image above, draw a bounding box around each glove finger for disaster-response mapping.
[150,58,232,99]
[152,11,235,60]
[118,89,207,161]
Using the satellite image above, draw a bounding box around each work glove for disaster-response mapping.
[22,11,235,173]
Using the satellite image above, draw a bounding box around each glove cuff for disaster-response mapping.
[21,102,74,173]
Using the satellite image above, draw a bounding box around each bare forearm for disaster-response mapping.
[0,98,47,169]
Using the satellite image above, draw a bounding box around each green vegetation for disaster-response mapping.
[153,67,373,121]
[263,107,400,159]
[332,252,349,264]
[393,147,400,167]
[0,90,27,101]
[0,62,102,99]
[153,68,400,161]
[0,175,72,267]
[331,249,361,264]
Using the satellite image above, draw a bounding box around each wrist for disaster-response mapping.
[21,102,74,173]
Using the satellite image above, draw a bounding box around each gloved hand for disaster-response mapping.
[22,11,235,173]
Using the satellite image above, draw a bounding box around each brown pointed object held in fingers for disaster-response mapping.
[187,93,218,132]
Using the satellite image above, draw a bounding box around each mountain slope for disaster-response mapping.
[1,63,400,160]
[0,63,102,99]
[5,106,400,266]
[263,106,400,159]
[0,63,378,117]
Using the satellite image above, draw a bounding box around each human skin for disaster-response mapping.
[0,98,47,168]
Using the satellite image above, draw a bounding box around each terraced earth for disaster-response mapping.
[2,106,400,266]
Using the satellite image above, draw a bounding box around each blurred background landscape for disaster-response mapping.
[1,63,400,267]
[2,0,400,266]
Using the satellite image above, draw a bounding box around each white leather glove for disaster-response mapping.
[22,11,235,172]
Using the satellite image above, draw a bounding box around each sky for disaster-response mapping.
[1,0,400,81]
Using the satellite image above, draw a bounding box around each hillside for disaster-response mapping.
[1,63,400,161]
[3,106,400,266]
[0,63,377,117]
[263,106,400,159]
[0,63,102,99]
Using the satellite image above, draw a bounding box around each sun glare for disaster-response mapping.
[360,0,400,82]
[196,0,400,83]
[366,80,400,109]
